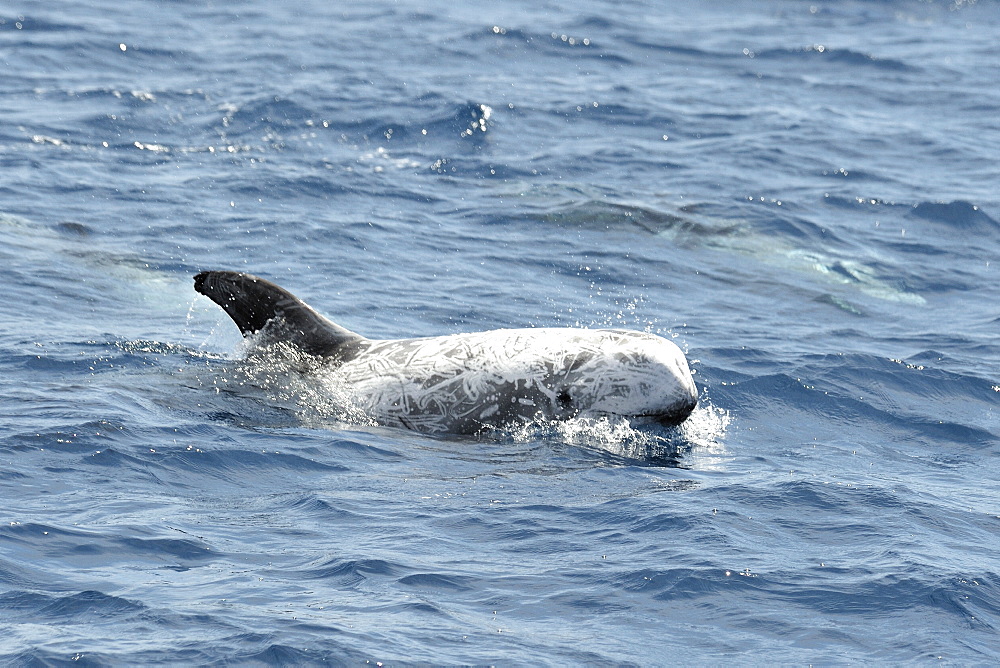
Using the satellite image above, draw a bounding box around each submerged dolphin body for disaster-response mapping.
[194,271,698,434]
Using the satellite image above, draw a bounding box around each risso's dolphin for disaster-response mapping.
[194,271,697,434]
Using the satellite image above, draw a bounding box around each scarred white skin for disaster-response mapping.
[193,271,697,435]
[330,328,697,433]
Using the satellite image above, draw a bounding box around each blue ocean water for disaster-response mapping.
[2,0,999,663]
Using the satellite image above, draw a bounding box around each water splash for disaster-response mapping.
[493,397,731,465]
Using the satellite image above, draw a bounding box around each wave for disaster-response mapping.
[908,200,999,230]
[296,557,402,584]
[703,351,999,449]
[756,46,915,72]
[0,521,216,567]
[0,589,145,620]
[825,195,999,233]
[220,95,497,148]
[461,25,631,65]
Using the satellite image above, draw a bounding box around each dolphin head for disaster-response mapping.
[548,330,697,426]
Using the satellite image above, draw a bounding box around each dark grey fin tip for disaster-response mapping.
[194,271,365,357]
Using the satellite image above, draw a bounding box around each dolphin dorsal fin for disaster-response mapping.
[194,271,364,357]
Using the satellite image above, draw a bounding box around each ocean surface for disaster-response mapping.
[2,0,999,664]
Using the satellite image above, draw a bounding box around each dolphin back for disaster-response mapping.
[194,271,364,357]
